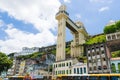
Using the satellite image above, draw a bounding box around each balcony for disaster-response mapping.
[88,57,91,60]
[88,50,90,53]
[96,49,99,52]
[101,54,105,57]
[102,61,107,65]
[97,55,100,58]
[89,63,92,66]
[92,56,95,59]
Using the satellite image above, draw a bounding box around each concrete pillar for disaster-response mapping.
[115,63,119,73]
[56,5,68,61]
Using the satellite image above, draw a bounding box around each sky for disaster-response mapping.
[0,0,120,54]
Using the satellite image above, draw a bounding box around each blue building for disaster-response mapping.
[110,57,120,73]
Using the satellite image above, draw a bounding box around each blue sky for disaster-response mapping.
[0,0,120,54]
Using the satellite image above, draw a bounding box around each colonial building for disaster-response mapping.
[53,58,79,76]
[110,57,120,73]
[53,58,87,77]
[106,31,120,41]
[71,62,88,75]
[19,60,26,75]
[106,31,120,54]
[86,43,111,74]
[106,32,120,74]
[7,59,16,75]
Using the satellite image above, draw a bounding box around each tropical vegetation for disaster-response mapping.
[0,52,12,74]
[85,34,106,45]
[111,50,120,58]
[104,20,120,34]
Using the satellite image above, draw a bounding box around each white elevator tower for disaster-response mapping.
[55,5,68,61]
[55,5,88,61]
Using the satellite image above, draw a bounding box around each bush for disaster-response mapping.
[85,34,106,45]
[104,24,117,34]
[104,20,120,34]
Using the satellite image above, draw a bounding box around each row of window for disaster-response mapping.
[74,67,86,74]
[89,65,107,71]
[54,62,72,68]
[55,70,72,75]
[87,45,104,51]
[107,33,120,41]
[55,67,87,75]
[88,58,106,63]
[88,51,105,56]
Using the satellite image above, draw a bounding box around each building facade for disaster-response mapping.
[19,60,26,75]
[53,59,79,76]
[106,31,120,41]
[72,63,88,75]
[110,57,120,73]
[53,59,87,77]
[86,43,111,74]
[7,59,16,75]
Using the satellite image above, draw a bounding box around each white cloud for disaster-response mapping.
[0,0,60,31]
[0,23,57,54]
[75,14,81,19]
[64,0,71,3]
[0,0,61,54]
[99,6,109,12]
[89,0,113,3]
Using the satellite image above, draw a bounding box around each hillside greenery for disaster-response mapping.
[77,56,87,63]
[111,50,120,58]
[17,52,44,59]
[66,47,70,55]
[17,46,71,59]
[104,20,120,34]
[85,34,106,45]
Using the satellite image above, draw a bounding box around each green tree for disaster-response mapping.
[77,56,87,63]
[116,20,120,31]
[0,52,12,74]
[111,50,120,58]
[104,20,120,34]
[85,34,106,45]
[104,24,116,34]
